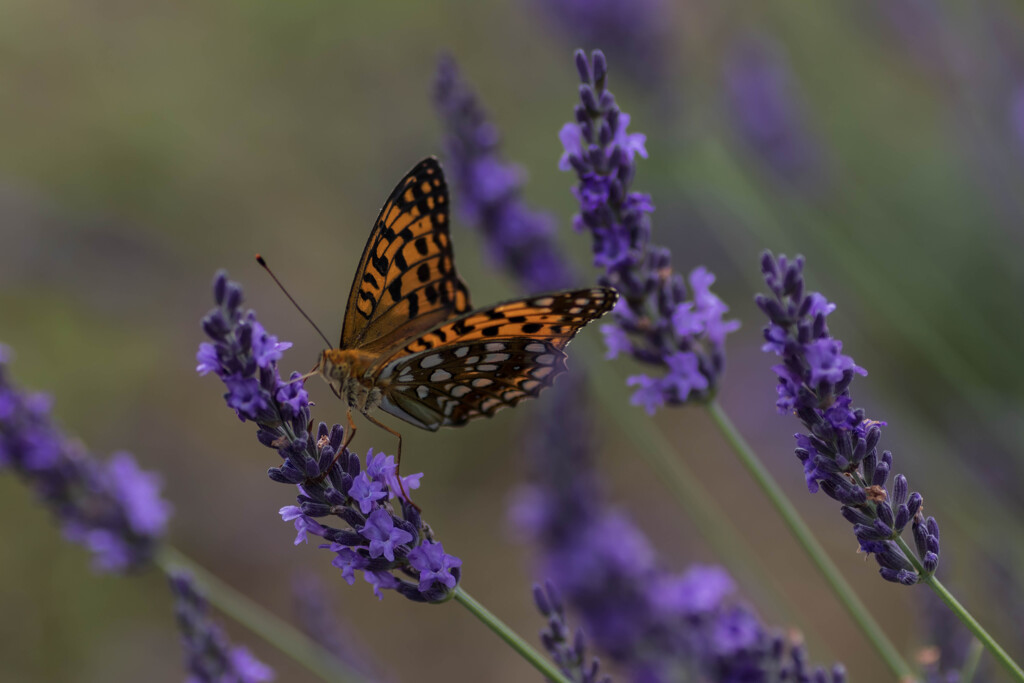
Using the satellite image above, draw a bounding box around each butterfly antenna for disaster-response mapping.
[255,254,334,348]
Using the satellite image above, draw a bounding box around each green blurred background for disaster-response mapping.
[2,1,1024,681]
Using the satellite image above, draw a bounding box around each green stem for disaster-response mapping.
[155,544,370,683]
[453,587,573,683]
[960,639,985,683]
[704,400,915,680]
[920,572,1023,681]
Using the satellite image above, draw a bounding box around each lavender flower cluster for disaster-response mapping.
[0,346,171,572]
[197,272,461,602]
[170,572,275,683]
[434,54,575,294]
[560,49,739,414]
[534,580,610,683]
[756,252,940,585]
[515,384,845,682]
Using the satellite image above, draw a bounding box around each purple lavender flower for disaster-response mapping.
[197,271,461,603]
[757,252,940,585]
[723,34,825,190]
[535,0,670,89]
[291,573,387,680]
[534,580,611,683]
[170,572,275,683]
[514,377,844,681]
[560,50,739,412]
[434,55,575,294]
[0,346,171,572]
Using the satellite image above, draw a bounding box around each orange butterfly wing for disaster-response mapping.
[373,288,618,430]
[340,157,472,353]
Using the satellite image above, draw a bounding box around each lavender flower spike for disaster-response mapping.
[560,49,739,413]
[170,572,275,683]
[756,252,940,584]
[198,271,461,602]
[434,54,575,294]
[0,346,171,572]
[534,581,611,683]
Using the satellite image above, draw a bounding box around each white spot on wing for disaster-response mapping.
[450,385,471,398]
[430,369,452,382]
[485,342,506,352]
[533,297,554,307]
[481,398,501,412]
[536,354,556,365]
[483,353,509,363]
[464,356,479,365]
[525,342,546,353]
[398,373,415,383]
[472,378,493,388]
[477,364,498,372]
[454,346,470,358]
[522,380,540,393]
[416,385,430,399]
[420,354,443,368]
[575,297,589,306]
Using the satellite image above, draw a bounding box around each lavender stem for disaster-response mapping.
[704,400,915,680]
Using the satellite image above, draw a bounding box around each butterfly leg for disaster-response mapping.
[364,413,418,511]
[341,408,357,452]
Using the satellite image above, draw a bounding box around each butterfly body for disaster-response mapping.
[313,157,616,441]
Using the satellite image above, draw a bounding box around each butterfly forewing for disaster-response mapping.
[340,158,472,353]
[373,287,617,430]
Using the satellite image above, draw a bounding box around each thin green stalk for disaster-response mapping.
[960,638,985,683]
[924,576,1023,681]
[704,400,915,680]
[889,536,1024,682]
[453,587,573,683]
[156,544,370,683]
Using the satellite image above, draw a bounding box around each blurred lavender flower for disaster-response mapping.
[291,574,386,679]
[0,346,171,572]
[434,54,575,294]
[723,34,826,190]
[756,252,940,585]
[170,572,275,683]
[560,49,739,413]
[536,0,669,89]
[514,381,844,682]
[534,580,611,683]
[198,271,461,602]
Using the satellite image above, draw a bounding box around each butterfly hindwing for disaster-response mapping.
[378,338,569,430]
[340,158,472,352]
[373,287,618,430]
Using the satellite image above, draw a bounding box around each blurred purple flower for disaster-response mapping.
[535,0,670,89]
[723,34,826,190]
[515,378,844,681]
[0,347,170,572]
[170,572,274,683]
[291,573,387,680]
[434,55,575,293]
[757,252,940,585]
[198,271,461,603]
[560,49,739,411]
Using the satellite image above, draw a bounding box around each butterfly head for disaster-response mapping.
[317,348,383,412]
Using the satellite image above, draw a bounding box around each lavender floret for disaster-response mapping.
[559,49,740,413]
[756,252,940,584]
[0,346,171,572]
[197,271,461,602]
[170,572,274,683]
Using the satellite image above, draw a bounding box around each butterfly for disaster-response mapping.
[300,157,616,476]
